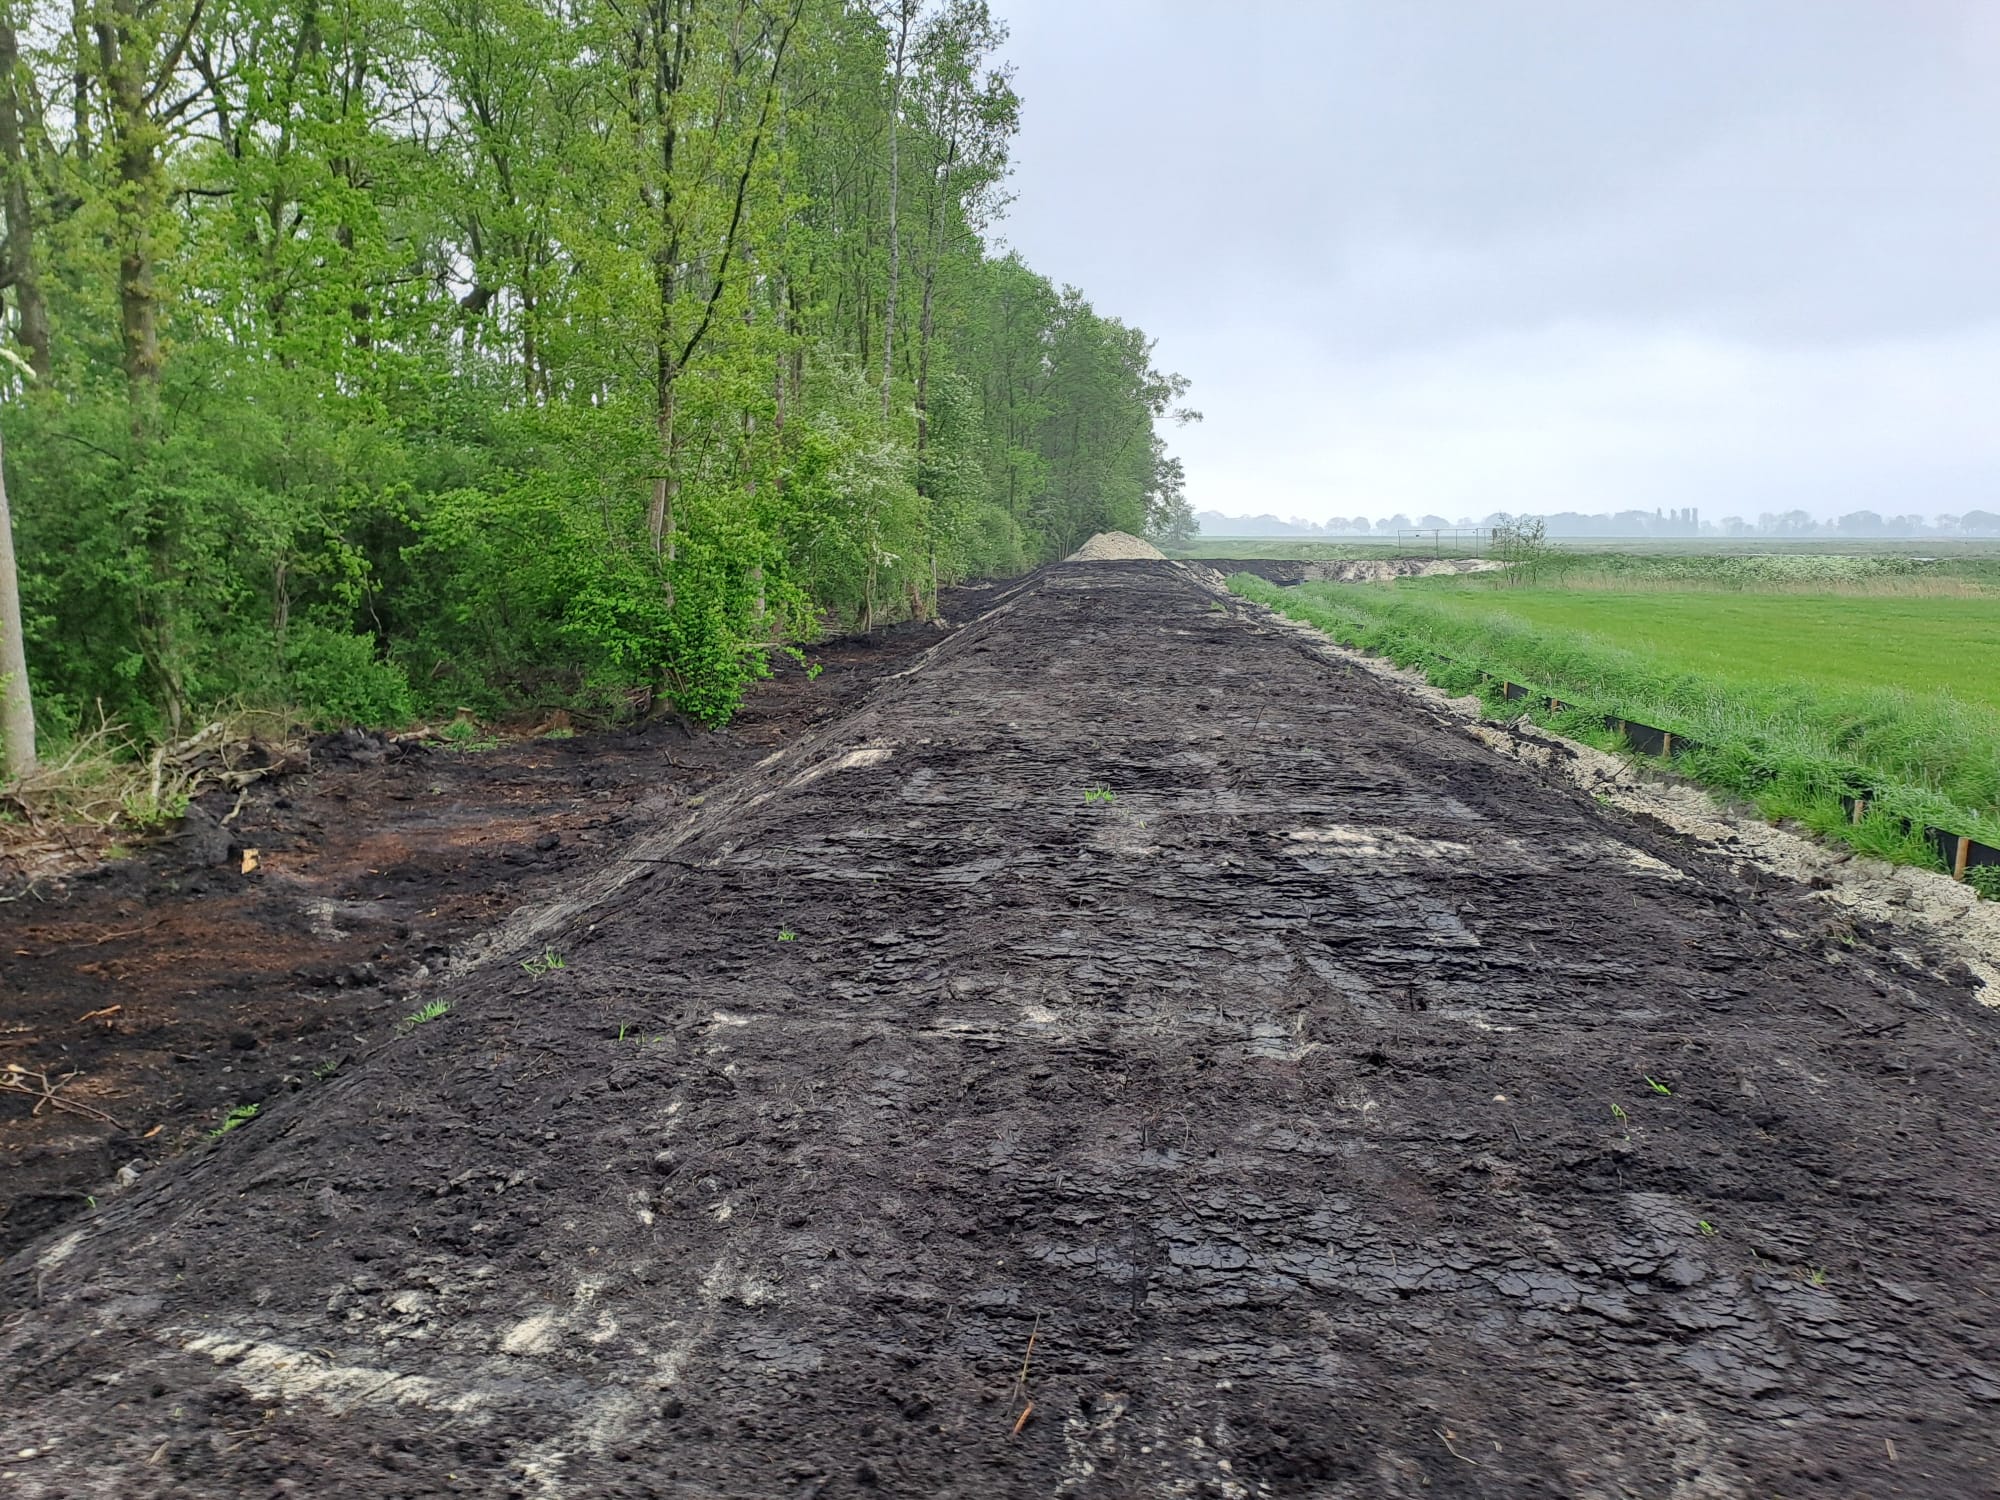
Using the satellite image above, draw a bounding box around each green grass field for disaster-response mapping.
[1230,557,2000,873]
[1413,589,2000,708]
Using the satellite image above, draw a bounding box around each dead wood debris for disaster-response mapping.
[0,715,307,888]
[1,1062,126,1128]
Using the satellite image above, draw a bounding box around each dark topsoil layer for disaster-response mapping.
[1,606,967,1261]
[3,562,1999,1499]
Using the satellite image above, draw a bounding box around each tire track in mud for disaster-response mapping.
[5,561,1999,1498]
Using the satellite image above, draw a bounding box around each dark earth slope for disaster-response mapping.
[4,561,1998,1498]
[1,614,961,1263]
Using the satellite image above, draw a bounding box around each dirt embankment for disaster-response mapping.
[0,614,967,1263]
[1216,572,2000,990]
[4,561,1999,1498]
[1204,556,1505,585]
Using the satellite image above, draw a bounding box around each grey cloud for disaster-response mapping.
[990,0,2000,519]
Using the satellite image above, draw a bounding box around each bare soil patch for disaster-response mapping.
[0,616,959,1263]
[4,562,1999,1498]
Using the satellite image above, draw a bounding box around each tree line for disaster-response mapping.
[1198,506,2000,542]
[0,0,1195,771]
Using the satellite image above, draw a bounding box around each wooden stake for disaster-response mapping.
[1009,1313,1040,1435]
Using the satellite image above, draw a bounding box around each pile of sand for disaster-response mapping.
[1308,558,1507,583]
[1066,531,1167,562]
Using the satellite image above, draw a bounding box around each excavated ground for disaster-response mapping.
[0,616,956,1263]
[4,561,1999,1498]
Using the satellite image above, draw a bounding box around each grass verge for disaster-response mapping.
[1380,575,2000,708]
[1231,573,2000,878]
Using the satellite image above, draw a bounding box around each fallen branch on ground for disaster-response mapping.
[1008,1312,1040,1435]
[1,1063,126,1128]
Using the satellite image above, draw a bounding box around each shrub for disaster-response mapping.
[283,624,417,729]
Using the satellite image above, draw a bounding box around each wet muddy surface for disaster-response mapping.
[4,562,1999,1497]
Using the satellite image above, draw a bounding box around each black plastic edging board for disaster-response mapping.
[1340,630,1992,881]
[1932,829,2000,879]
[1617,719,1670,758]
[1607,716,1703,761]
[1929,828,1962,875]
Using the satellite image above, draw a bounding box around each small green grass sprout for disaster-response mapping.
[1644,1075,1673,1096]
[211,1102,260,1136]
[1083,786,1116,805]
[1696,1219,1718,1237]
[405,998,451,1026]
[520,948,566,976]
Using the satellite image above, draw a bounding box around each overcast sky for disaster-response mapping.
[987,1,2000,524]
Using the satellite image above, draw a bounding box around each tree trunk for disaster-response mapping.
[914,254,937,622]
[880,1,914,419]
[0,420,34,777]
[651,373,678,566]
[789,281,804,405]
[916,259,935,455]
[772,276,786,433]
[0,22,50,379]
[97,0,162,422]
[68,0,91,164]
[97,0,185,728]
